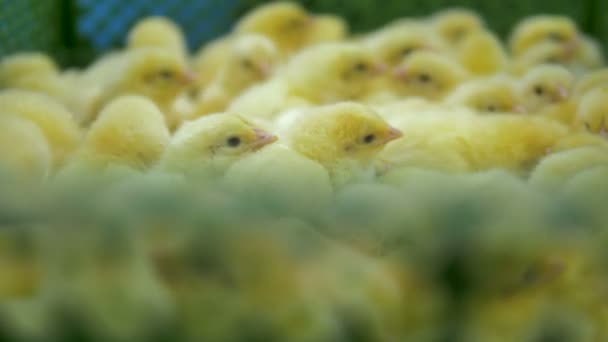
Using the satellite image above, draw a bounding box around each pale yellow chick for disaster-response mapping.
[574,68,608,97]
[0,115,51,180]
[389,51,469,101]
[190,34,280,119]
[283,102,402,186]
[69,95,170,172]
[509,15,579,57]
[85,48,194,130]
[509,41,575,75]
[430,8,485,47]
[456,30,509,76]
[126,16,188,58]
[0,90,81,169]
[229,42,384,120]
[517,64,576,124]
[574,87,608,137]
[364,25,444,67]
[158,113,277,177]
[307,14,348,44]
[445,77,525,114]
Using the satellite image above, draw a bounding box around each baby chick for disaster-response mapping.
[456,30,509,76]
[283,102,402,186]
[0,52,58,87]
[158,113,277,178]
[69,95,170,172]
[126,16,188,58]
[390,51,469,101]
[574,87,608,136]
[307,14,348,44]
[445,77,524,114]
[509,15,579,57]
[517,64,576,124]
[430,8,485,47]
[0,115,51,180]
[85,48,194,130]
[573,68,608,97]
[229,42,384,120]
[190,34,280,119]
[0,90,81,169]
[509,41,575,75]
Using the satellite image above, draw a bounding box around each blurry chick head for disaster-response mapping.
[366,26,443,67]
[446,78,524,114]
[509,16,579,56]
[510,41,574,75]
[0,114,51,180]
[574,68,608,97]
[288,102,402,167]
[0,52,58,86]
[308,14,348,44]
[518,65,574,112]
[235,1,315,55]
[226,34,280,83]
[575,87,608,137]
[286,43,384,103]
[431,8,485,46]
[391,51,468,100]
[159,113,277,176]
[84,95,170,170]
[126,17,187,56]
[119,48,194,105]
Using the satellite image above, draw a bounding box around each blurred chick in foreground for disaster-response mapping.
[283,102,402,187]
[229,42,384,120]
[190,34,279,119]
[66,96,170,172]
[158,113,277,178]
[0,90,81,170]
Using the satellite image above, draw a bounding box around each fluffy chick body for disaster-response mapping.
[0,115,51,180]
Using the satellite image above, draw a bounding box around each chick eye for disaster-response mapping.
[534,85,544,96]
[545,56,559,63]
[547,32,564,42]
[418,73,431,83]
[486,105,497,112]
[363,134,376,144]
[157,70,175,79]
[353,62,369,72]
[226,136,241,147]
[401,47,415,56]
[241,59,253,69]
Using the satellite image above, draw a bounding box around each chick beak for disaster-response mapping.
[257,63,273,79]
[556,86,570,101]
[372,62,387,76]
[252,128,277,150]
[180,71,197,85]
[564,37,581,53]
[393,65,409,80]
[513,104,527,114]
[382,127,403,144]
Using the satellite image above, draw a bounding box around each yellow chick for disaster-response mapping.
[509,15,579,57]
[85,48,194,130]
[234,1,316,57]
[158,113,277,177]
[390,51,469,101]
[456,30,509,76]
[307,14,348,44]
[529,145,608,190]
[0,90,81,169]
[572,35,604,72]
[0,115,51,180]
[573,68,608,97]
[283,102,402,186]
[445,77,525,114]
[69,95,170,171]
[0,52,58,86]
[574,87,608,136]
[229,42,384,120]
[190,34,280,119]
[430,8,485,47]
[364,25,444,67]
[517,64,576,124]
[126,16,188,58]
[509,41,575,75]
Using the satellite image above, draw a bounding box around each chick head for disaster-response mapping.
[122,48,194,104]
[286,43,385,103]
[227,34,280,83]
[0,52,58,85]
[308,14,348,44]
[510,41,575,75]
[288,102,402,166]
[391,51,468,100]
[519,64,574,112]
[84,95,170,170]
[367,26,443,67]
[126,16,187,56]
[447,78,524,114]
[431,8,485,46]
[235,1,315,55]
[575,87,608,137]
[160,113,277,175]
[574,68,608,97]
[509,16,579,57]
